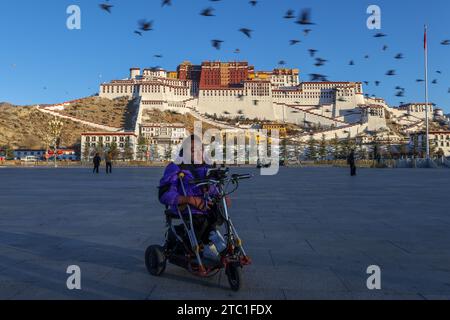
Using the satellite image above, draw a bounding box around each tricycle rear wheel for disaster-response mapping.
[145,245,166,276]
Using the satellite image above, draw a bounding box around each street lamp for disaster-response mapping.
[49,117,64,168]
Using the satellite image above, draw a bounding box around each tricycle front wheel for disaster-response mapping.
[225,262,243,291]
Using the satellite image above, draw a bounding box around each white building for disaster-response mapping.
[398,103,434,119]
[139,123,186,145]
[360,105,387,131]
[410,131,450,156]
[139,123,187,160]
[96,62,448,146]
[81,132,137,160]
[270,69,300,89]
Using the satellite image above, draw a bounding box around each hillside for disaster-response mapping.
[56,96,134,129]
[0,97,221,150]
[141,108,218,133]
[0,104,106,149]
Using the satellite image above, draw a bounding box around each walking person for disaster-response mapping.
[93,153,101,174]
[106,152,113,174]
[347,149,357,176]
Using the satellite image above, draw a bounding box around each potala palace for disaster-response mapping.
[98,61,448,146]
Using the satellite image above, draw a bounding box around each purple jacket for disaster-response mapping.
[159,162,218,215]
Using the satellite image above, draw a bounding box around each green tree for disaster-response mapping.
[385,137,393,159]
[123,140,134,161]
[96,141,105,158]
[2,145,14,160]
[412,135,419,157]
[109,142,119,160]
[420,135,427,158]
[149,144,159,161]
[357,142,368,160]
[329,136,340,161]
[164,143,173,161]
[399,144,409,158]
[339,139,349,159]
[318,135,327,160]
[306,136,318,160]
[82,143,91,162]
[429,138,438,158]
[136,136,149,161]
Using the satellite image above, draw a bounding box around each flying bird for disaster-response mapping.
[296,9,315,25]
[375,81,380,86]
[134,31,143,36]
[308,49,317,57]
[249,1,258,6]
[211,39,224,50]
[162,0,172,7]
[239,28,253,38]
[386,70,396,76]
[382,45,388,51]
[315,58,327,67]
[200,7,215,17]
[154,54,163,58]
[99,3,113,13]
[394,53,404,59]
[290,39,301,45]
[441,40,450,45]
[309,74,328,81]
[303,29,312,36]
[374,33,387,38]
[432,79,438,84]
[349,60,355,66]
[138,20,154,32]
[284,9,295,19]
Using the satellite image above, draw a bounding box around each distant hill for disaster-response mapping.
[0,103,105,149]
[57,96,135,130]
[0,96,220,150]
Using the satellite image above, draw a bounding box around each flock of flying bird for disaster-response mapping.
[98,0,450,103]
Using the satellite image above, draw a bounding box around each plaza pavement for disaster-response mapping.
[0,166,450,300]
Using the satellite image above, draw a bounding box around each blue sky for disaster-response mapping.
[1,0,449,111]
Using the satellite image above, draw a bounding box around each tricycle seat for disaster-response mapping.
[165,209,180,220]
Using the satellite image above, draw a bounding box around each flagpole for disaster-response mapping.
[424,25,430,159]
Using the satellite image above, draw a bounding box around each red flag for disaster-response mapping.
[424,26,427,50]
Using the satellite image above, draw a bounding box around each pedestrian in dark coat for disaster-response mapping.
[347,149,357,176]
[93,153,101,174]
[106,152,113,174]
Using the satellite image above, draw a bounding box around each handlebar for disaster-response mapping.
[188,173,252,186]
[232,174,252,180]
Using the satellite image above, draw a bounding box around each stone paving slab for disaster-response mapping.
[0,167,449,299]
